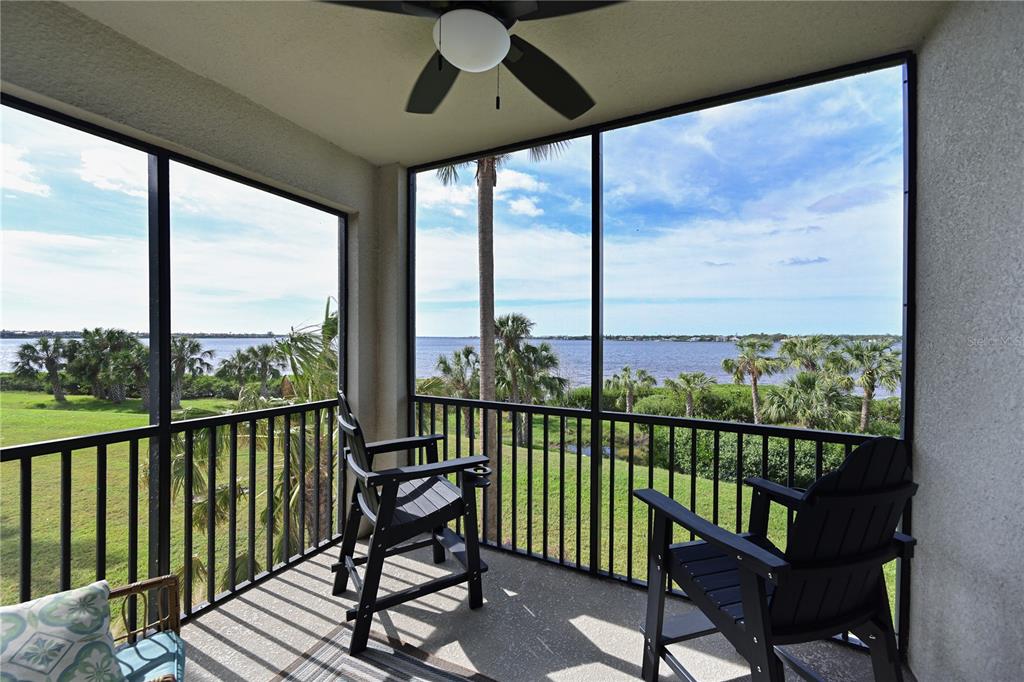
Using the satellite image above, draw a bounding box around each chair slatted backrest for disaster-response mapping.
[769,437,916,631]
[338,391,380,515]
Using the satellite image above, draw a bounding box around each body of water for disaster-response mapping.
[1,336,901,397]
[417,337,901,397]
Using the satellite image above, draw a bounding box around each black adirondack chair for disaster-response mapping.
[635,436,917,682]
[331,392,491,654]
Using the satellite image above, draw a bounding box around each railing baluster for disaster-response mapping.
[668,426,676,502]
[96,444,107,581]
[511,410,518,550]
[477,407,485,542]
[712,430,720,526]
[299,411,306,551]
[527,414,534,555]
[441,404,448,460]
[228,422,238,590]
[689,427,697,541]
[627,421,634,582]
[314,408,322,544]
[559,416,565,565]
[576,416,582,568]
[542,414,549,559]
[815,439,824,480]
[788,437,797,530]
[266,417,275,572]
[283,413,291,561]
[496,408,503,546]
[207,427,216,604]
[327,408,336,536]
[736,433,744,533]
[19,451,32,602]
[455,405,462,536]
[761,434,769,478]
[248,419,257,582]
[60,449,72,591]
[184,430,194,613]
[608,419,615,575]
[127,441,138,631]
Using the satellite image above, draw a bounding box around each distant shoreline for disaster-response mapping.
[0,331,280,339]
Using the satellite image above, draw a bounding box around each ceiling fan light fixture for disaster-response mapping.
[432,9,510,73]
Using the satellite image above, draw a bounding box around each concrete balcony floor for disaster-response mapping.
[181,541,906,681]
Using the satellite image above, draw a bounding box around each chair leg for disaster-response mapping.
[332,494,362,596]
[851,590,903,682]
[349,530,387,655]
[462,492,484,609]
[641,513,669,682]
[748,644,786,682]
[432,525,447,564]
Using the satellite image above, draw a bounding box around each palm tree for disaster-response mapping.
[215,349,254,389]
[436,346,479,436]
[107,340,149,407]
[276,299,338,402]
[495,313,567,440]
[840,340,902,432]
[13,336,67,402]
[721,340,783,425]
[248,344,285,397]
[605,365,656,413]
[779,335,840,372]
[170,336,215,409]
[762,371,855,430]
[437,142,569,542]
[663,371,716,417]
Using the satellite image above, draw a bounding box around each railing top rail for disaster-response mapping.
[414,394,586,419]
[0,424,160,462]
[413,394,871,445]
[0,399,339,462]
[168,398,337,432]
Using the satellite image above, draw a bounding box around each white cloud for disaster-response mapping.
[495,168,547,194]
[78,147,147,197]
[508,197,544,217]
[1,144,51,196]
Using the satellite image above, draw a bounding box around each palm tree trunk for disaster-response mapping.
[46,365,66,402]
[626,390,634,414]
[478,157,499,543]
[751,375,761,424]
[685,393,693,418]
[860,386,874,432]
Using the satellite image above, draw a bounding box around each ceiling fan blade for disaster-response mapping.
[325,2,443,19]
[406,52,460,114]
[512,1,618,21]
[502,35,594,119]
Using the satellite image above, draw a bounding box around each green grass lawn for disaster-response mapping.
[1,391,896,620]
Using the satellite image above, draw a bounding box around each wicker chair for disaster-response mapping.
[109,575,184,682]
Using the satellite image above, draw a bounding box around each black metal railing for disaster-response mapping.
[413,394,869,581]
[1,399,344,623]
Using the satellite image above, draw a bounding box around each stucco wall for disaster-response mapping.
[0,1,404,437]
[912,2,1024,679]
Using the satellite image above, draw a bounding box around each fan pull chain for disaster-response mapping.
[437,16,443,71]
[496,65,501,110]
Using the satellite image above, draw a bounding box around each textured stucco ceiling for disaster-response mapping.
[68,1,948,167]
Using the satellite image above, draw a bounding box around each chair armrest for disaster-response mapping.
[634,489,789,584]
[893,532,916,559]
[108,575,181,644]
[365,434,444,456]
[369,455,490,485]
[745,477,805,509]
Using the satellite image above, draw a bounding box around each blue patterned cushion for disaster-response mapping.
[0,581,125,681]
[114,631,184,682]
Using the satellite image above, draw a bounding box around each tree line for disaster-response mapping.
[12,330,288,409]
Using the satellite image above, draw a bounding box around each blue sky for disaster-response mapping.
[415,66,906,336]
[1,106,337,333]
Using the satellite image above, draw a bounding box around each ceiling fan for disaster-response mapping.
[330,2,616,119]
